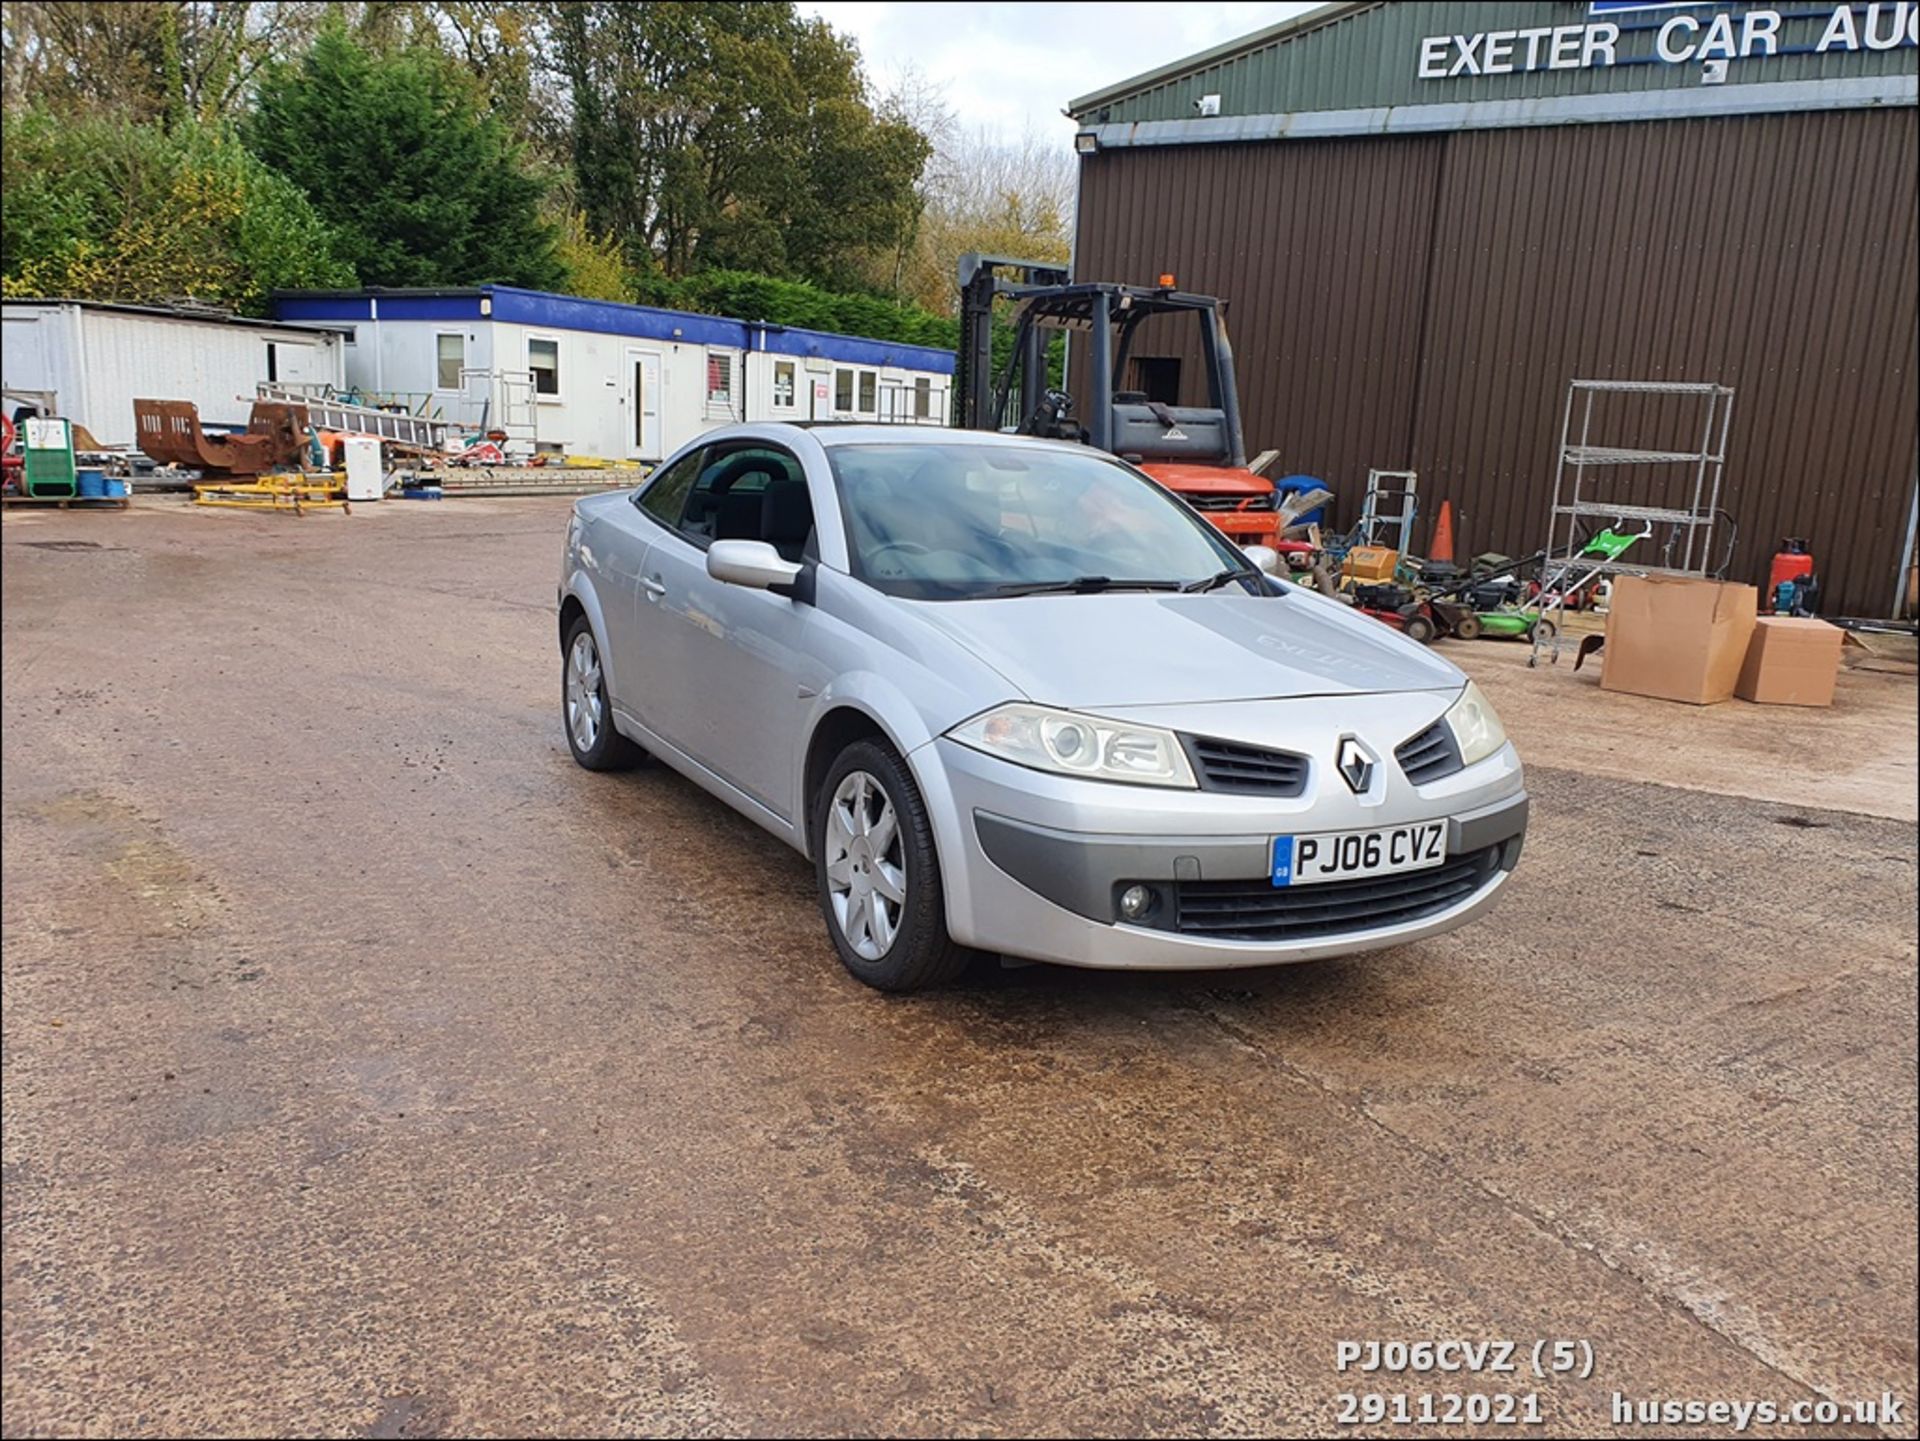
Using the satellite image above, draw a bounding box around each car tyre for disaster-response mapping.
[562,614,642,771]
[814,739,973,992]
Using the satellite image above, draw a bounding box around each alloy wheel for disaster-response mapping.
[566,631,603,752]
[824,770,906,960]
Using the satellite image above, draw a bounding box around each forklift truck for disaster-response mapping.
[954,254,1280,548]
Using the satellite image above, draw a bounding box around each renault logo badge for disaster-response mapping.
[1336,736,1375,794]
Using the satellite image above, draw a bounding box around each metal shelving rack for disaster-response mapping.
[1531,378,1736,666]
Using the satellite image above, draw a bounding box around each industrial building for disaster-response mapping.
[269,285,956,465]
[1,300,347,447]
[1067,0,1919,616]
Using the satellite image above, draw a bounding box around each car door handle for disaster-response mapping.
[642,576,667,600]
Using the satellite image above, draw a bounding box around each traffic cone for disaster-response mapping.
[1429,500,1456,564]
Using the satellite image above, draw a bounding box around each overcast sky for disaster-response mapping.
[796,1,1318,144]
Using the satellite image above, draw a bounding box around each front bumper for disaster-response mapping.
[909,695,1526,970]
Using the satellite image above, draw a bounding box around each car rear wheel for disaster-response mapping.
[814,740,972,992]
[563,615,641,771]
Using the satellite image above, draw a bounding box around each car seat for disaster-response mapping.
[761,479,814,562]
[714,487,765,543]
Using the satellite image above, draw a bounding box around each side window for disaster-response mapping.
[436,333,465,391]
[673,444,814,558]
[858,370,877,413]
[834,368,854,411]
[636,447,706,529]
[529,337,560,396]
[773,360,796,408]
[705,352,734,408]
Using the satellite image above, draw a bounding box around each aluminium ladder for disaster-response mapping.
[1357,469,1418,553]
[256,383,455,452]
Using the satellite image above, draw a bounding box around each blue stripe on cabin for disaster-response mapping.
[272,286,955,375]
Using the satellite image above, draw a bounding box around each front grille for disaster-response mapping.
[1186,492,1276,513]
[1185,735,1309,796]
[1395,718,1463,785]
[1169,847,1498,942]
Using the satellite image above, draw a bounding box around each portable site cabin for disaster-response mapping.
[269,285,957,465]
[0,299,348,448]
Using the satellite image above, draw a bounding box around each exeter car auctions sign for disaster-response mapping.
[1417,2,1918,80]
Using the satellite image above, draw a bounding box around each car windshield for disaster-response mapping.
[826,442,1253,601]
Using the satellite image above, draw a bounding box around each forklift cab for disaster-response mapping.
[955,255,1277,546]
[957,259,1247,465]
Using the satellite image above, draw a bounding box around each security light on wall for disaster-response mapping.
[1195,93,1222,116]
[1075,132,1099,155]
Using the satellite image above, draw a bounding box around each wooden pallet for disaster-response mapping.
[2,492,132,510]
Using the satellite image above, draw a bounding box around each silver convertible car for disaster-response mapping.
[558,424,1526,991]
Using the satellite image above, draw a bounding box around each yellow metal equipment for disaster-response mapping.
[193,473,350,514]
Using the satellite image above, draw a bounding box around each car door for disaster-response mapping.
[615,445,707,735]
[635,442,822,820]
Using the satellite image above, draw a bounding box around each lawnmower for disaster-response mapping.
[1344,580,1443,645]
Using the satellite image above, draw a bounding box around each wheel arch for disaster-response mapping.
[557,577,621,702]
[796,675,952,860]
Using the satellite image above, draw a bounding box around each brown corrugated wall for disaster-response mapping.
[1074,107,1920,616]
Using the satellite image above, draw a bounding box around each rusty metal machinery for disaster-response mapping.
[134,398,311,476]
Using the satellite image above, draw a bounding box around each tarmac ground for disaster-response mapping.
[4,497,1916,1437]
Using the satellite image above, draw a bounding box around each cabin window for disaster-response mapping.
[706,351,734,408]
[773,360,796,408]
[529,337,560,397]
[834,368,855,411]
[436,333,465,391]
[914,377,932,419]
[858,370,877,412]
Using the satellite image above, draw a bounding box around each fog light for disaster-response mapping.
[1119,884,1156,920]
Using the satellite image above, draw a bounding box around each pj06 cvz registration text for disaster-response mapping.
[1273,820,1447,887]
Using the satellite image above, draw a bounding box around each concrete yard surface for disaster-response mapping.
[3,498,1916,1438]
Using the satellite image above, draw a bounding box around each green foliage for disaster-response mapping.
[1,109,354,312]
[246,24,561,289]
[552,2,928,290]
[553,208,635,303]
[650,270,958,351]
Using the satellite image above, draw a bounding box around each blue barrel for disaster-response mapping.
[1272,474,1328,527]
[76,469,106,498]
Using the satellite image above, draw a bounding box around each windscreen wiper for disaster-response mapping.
[1178,566,1260,593]
[990,575,1185,598]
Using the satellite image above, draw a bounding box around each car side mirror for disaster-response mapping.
[1243,544,1281,575]
[707,539,803,592]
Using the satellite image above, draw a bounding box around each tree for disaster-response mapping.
[246,23,560,289]
[549,1,928,289]
[1,2,330,127]
[880,114,1076,315]
[1,109,355,311]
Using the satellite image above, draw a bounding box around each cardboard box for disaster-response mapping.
[1735,616,1844,706]
[1600,575,1757,705]
[1342,546,1398,582]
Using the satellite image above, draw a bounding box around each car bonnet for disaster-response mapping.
[906,589,1464,709]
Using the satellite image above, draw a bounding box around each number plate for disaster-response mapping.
[1272,821,1448,887]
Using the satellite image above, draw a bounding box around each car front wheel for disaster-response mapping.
[814,739,972,992]
[562,615,641,771]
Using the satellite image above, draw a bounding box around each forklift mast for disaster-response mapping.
[952,253,1248,469]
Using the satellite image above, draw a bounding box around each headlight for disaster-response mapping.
[1442,681,1508,767]
[949,703,1198,788]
